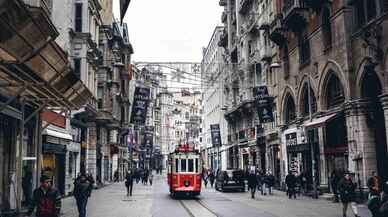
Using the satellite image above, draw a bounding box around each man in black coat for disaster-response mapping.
[286,172,297,199]
[125,170,134,196]
[248,171,258,199]
[73,173,94,217]
[27,175,61,217]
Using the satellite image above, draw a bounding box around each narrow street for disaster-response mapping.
[61,174,372,217]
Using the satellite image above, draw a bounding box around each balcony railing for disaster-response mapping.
[269,14,287,46]
[282,0,307,31]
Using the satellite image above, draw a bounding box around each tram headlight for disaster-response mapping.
[184,180,190,187]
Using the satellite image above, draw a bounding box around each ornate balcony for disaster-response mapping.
[269,14,287,46]
[282,0,308,32]
[238,0,252,15]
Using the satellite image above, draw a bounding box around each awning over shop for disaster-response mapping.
[0,0,92,110]
[304,113,337,129]
[43,129,72,140]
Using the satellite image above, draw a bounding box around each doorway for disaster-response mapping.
[361,68,388,181]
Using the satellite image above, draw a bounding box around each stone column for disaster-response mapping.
[345,100,377,188]
[379,93,388,158]
[318,127,328,187]
[87,122,97,181]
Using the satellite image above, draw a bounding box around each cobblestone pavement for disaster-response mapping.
[61,174,372,217]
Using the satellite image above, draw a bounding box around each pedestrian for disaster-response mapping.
[114,170,119,182]
[27,175,61,217]
[338,172,359,217]
[286,171,297,199]
[248,170,258,199]
[209,171,215,188]
[203,169,208,188]
[266,171,275,195]
[379,181,388,217]
[256,171,264,195]
[125,170,134,196]
[331,170,340,202]
[149,172,154,186]
[73,173,93,217]
[144,169,149,185]
[367,171,382,197]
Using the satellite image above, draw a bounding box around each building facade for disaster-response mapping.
[217,0,388,193]
[268,0,388,191]
[201,26,229,171]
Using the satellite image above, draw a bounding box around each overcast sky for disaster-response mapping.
[113,0,223,63]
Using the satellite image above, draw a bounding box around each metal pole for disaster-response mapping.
[307,73,318,199]
[16,98,25,212]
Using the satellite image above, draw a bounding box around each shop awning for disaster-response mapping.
[304,113,337,129]
[0,0,93,111]
[43,129,72,140]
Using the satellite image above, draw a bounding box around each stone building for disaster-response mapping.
[96,21,133,183]
[267,0,388,191]
[0,0,92,211]
[201,26,229,171]
[219,0,280,181]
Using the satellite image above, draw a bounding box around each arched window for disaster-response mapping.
[326,73,345,109]
[301,83,317,116]
[361,68,382,99]
[321,7,332,50]
[284,95,296,124]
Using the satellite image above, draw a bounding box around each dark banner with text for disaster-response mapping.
[130,87,150,125]
[210,124,222,147]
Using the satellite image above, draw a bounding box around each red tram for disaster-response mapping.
[167,144,202,197]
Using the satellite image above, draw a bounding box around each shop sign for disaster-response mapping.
[285,133,297,147]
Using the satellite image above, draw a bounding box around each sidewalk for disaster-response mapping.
[235,188,372,217]
[61,181,154,217]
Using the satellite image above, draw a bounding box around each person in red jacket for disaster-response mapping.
[27,175,61,217]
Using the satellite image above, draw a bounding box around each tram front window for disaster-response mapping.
[181,159,187,172]
[175,159,178,173]
[188,159,194,172]
[195,158,198,173]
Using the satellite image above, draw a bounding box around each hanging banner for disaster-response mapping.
[130,87,150,125]
[143,126,154,148]
[210,124,222,147]
[127,128,134,152]
[253,85,274,123]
